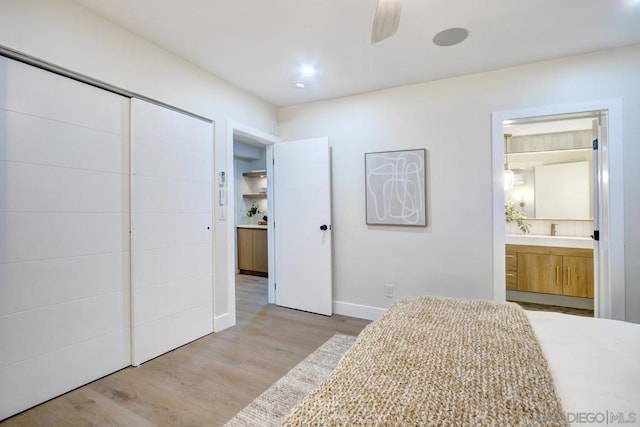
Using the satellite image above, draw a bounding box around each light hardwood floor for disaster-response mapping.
[1,275,370,426]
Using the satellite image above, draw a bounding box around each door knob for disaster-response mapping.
[320,224,328,231]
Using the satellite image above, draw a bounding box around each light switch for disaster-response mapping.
[219,189,226,206]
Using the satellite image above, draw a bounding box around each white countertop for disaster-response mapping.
[237,224,267,229]
[505,234,593,249]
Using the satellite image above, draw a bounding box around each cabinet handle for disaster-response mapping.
[556,266,560,285]
[506,254,515,258]
[567,267,571,286]
[506,273,515,277]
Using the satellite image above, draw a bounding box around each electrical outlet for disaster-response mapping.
[384,284,394,298]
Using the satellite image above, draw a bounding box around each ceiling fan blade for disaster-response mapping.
[371,0,403,44]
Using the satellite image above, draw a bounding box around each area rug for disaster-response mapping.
[223,333,356,427]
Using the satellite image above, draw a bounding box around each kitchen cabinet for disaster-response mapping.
[237,227,268,276]
[506,244,593,298]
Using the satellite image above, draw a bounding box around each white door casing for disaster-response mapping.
[273,138,333,316]
[130,99,213,365]
[222,121,279,332]
[492,100,625,320]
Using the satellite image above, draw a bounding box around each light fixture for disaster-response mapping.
[517,192,526,211]
[433,28,469,47]
[293,81,305,89]
[300,65,316,77]
[503,133,514,191]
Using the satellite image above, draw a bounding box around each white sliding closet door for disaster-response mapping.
[0,57,131,419]
[130,99,213,365]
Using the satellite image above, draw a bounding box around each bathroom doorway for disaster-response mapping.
[492,100,625,320]
[502,112,600,316]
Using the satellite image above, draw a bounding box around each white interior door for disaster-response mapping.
[131,99,213,365]
[0,57,131,419]
[592,114,609,318]
[273,138,332,315]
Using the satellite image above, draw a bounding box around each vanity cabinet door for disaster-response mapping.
[505,251,518,290]
[563,256,594,298]
[517,253,563,295]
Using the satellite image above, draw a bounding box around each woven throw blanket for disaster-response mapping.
[282,296,568,426]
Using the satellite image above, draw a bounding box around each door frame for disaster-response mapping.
[220,120,279,331]
[491,99,625,320]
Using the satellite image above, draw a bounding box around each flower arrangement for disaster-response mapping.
[246,203,259,218]
[505,200,530,234]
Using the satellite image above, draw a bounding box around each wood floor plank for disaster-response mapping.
[49,387,156,427]
[1,275,370,426]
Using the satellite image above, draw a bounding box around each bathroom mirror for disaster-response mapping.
[504,125,593,220]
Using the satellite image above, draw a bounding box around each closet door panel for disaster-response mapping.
[133,136,212,182]
[132,176,212,214]
[0,161,128,213]
[132,304,213,366]
[132,245,211,289]
[0,57,130,420]
[0,252,130,316]
[0,292,130,367]
[0,329,130,421]
[133,274,211,326]
[0,58,126,134]
[131,213,211,251]
[0,213,129,263]
[0,110,128,173]
[131,99,213,365]
[132,107,212,183]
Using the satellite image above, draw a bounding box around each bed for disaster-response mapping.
[282,296,640,426]
[526,310,640,424]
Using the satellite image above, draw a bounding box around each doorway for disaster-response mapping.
[492,100,625,320]
[502,112,599,316]
[222,121,278,330]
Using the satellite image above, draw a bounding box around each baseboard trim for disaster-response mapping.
[213,312,234,332]
[333,300,386,321]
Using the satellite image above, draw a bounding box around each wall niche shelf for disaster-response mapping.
[243,170,266,178]
[243,193,267,199]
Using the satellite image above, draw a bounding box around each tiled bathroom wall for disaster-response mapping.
[506,219,593,237]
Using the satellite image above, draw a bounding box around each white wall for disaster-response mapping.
[0,0,277,321]
[278,45,640,323]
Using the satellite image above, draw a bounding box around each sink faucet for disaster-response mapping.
[551,223,558,236]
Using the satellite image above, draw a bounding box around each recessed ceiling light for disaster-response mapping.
[293,81,305,89]
[433,28,469,47]
[300,65,316,77]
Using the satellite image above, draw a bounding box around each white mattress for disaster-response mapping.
[526,311,640,425]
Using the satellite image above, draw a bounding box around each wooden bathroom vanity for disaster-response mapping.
[506,243,593,298]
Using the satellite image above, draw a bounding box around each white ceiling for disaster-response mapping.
[73,0,640,107]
